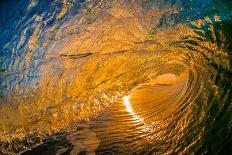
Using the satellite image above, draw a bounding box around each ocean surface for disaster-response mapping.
[0,0,231,154]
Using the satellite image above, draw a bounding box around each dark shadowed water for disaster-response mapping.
[0,0,232,154]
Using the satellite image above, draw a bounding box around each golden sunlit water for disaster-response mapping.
[0,0,231,154]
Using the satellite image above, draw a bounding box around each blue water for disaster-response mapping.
[0,0,232,154]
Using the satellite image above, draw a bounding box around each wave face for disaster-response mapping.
[0,0,232,154]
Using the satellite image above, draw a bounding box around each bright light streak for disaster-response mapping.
[123,96,133,114]
[123,95,143,122]
[123,95,154,133]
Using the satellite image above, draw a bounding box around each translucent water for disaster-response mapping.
[0,0,231,154]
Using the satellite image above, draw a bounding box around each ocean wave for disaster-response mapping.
[0,0,231,154]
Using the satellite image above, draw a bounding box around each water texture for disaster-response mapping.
[0,0,231,154]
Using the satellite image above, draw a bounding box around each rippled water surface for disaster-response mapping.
[0,0,232,154]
